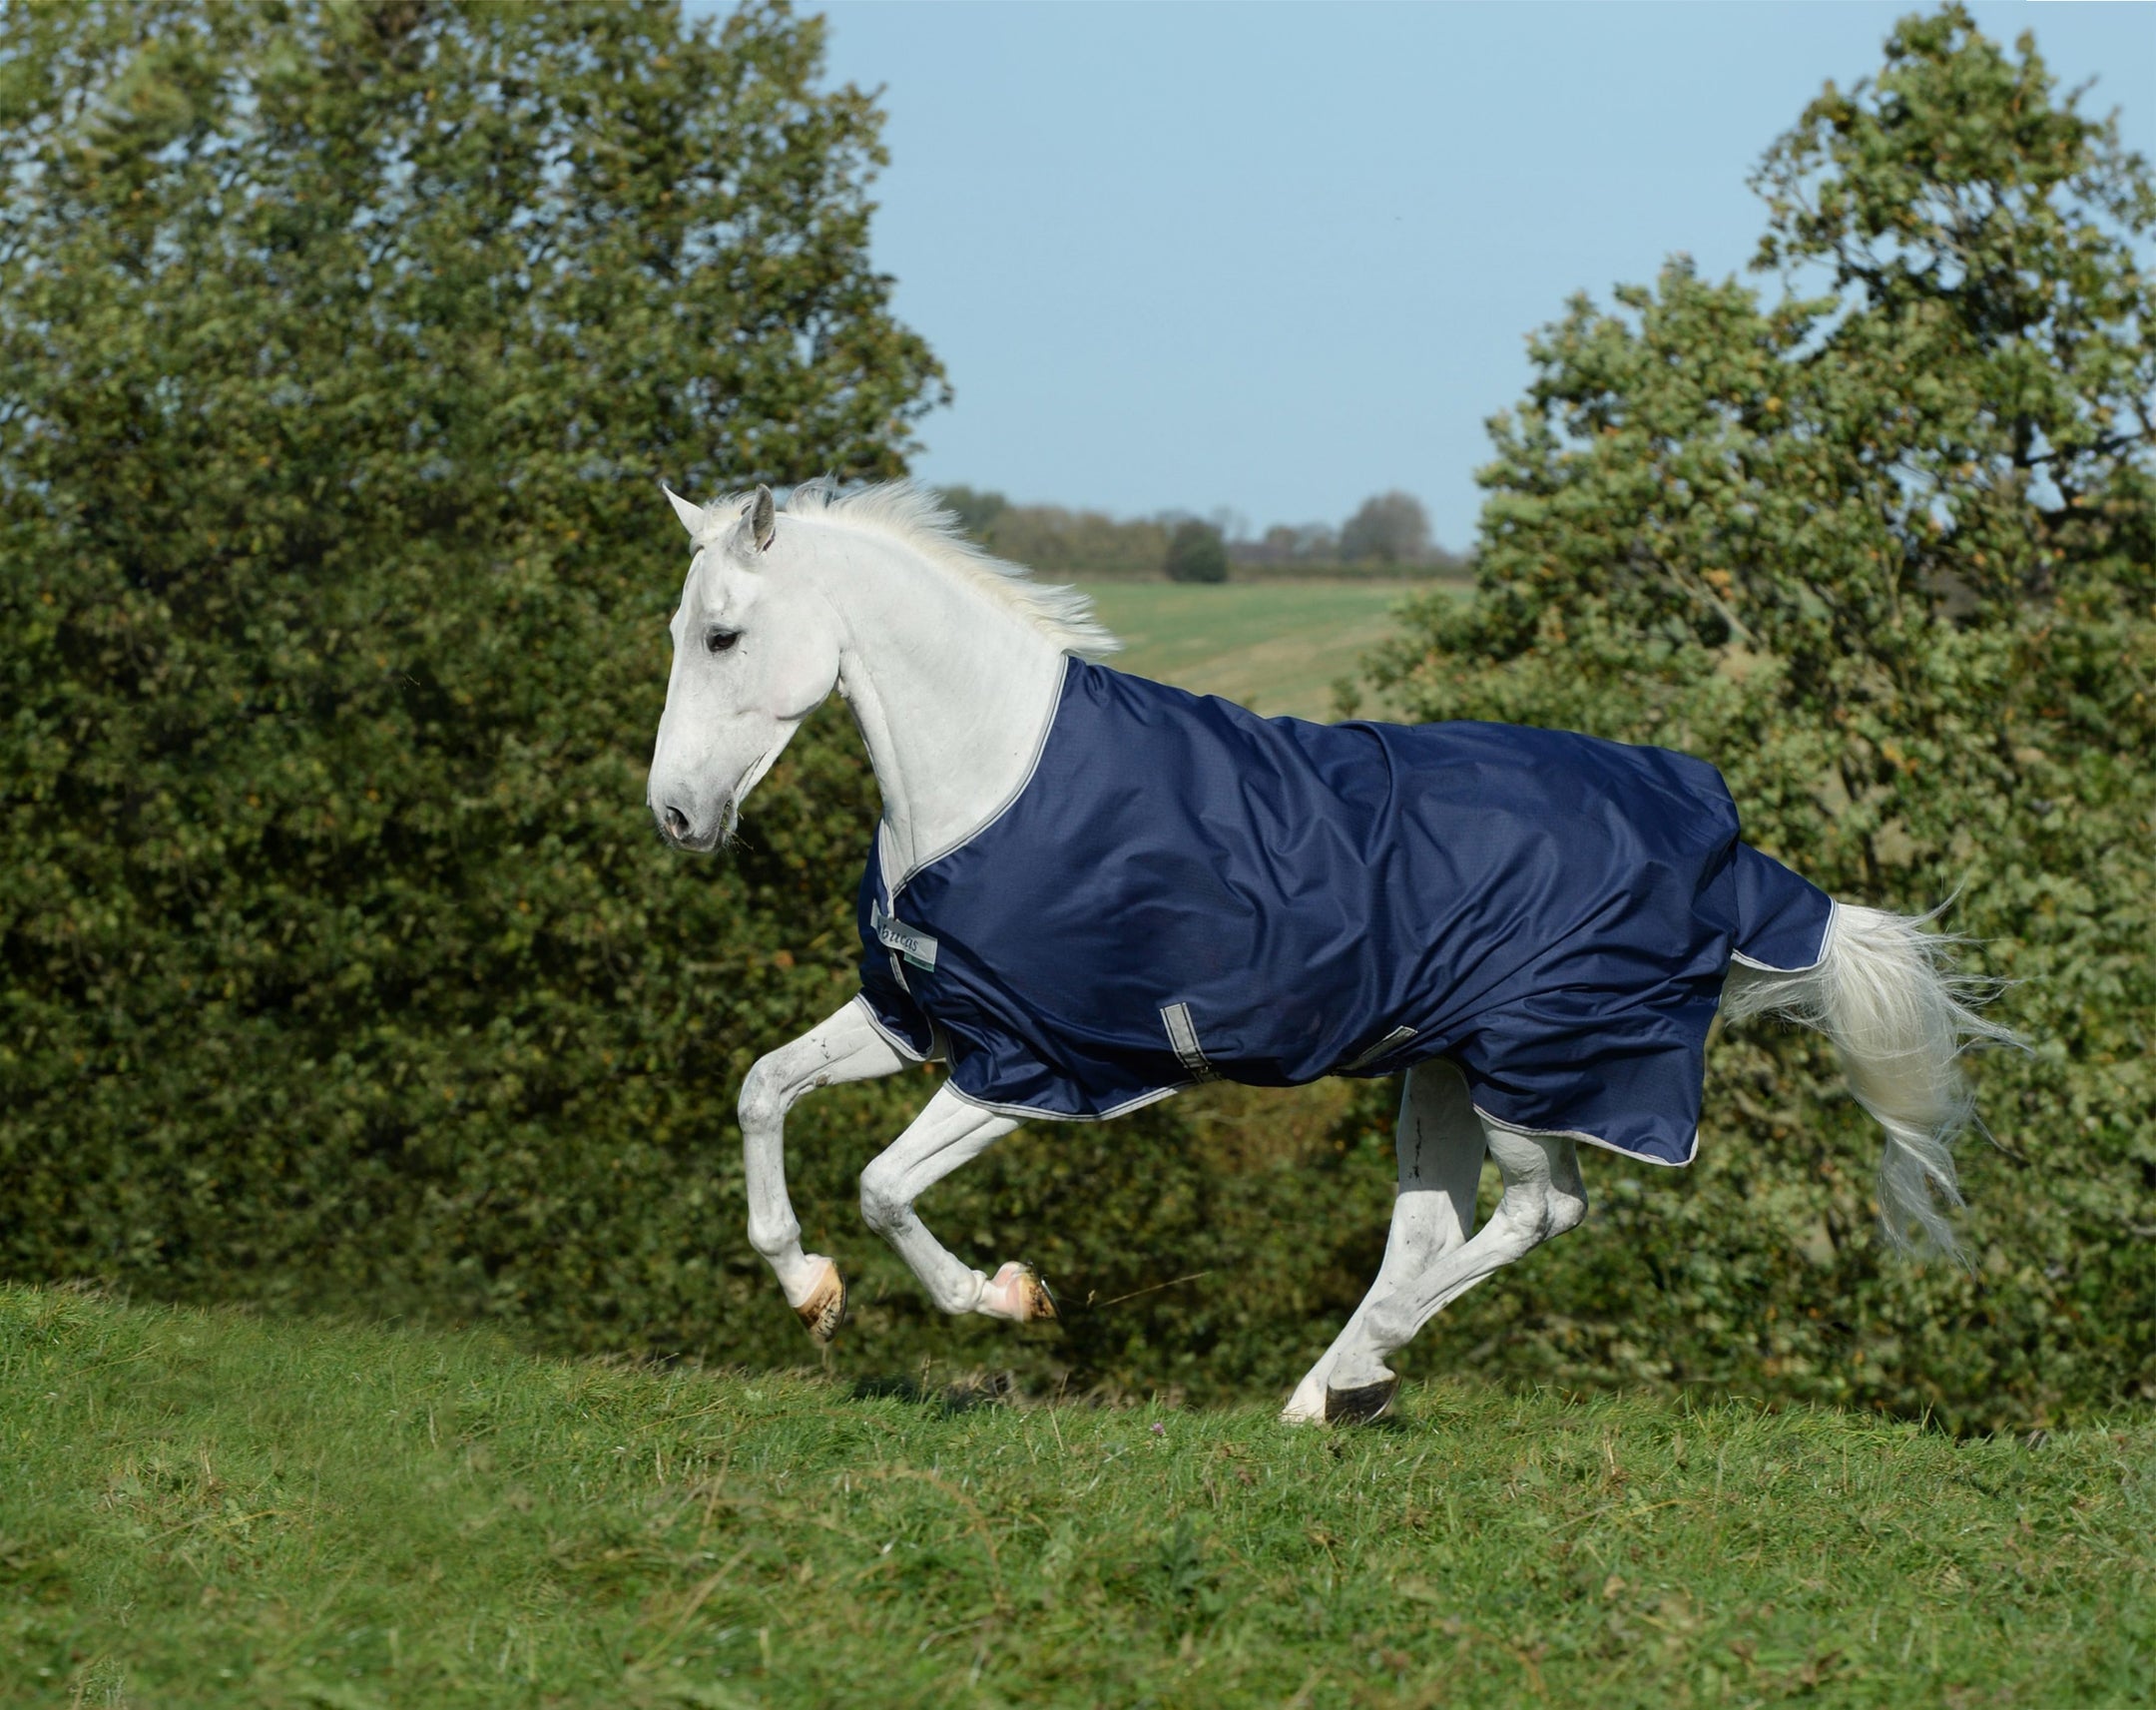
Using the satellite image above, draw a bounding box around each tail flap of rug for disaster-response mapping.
[1730,842,1835,973]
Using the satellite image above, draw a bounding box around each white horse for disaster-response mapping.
[647,479,2010,1424]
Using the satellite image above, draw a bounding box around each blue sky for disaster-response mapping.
[788,2,2155,551]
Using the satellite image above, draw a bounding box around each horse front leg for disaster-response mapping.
[1284,1059,1486,1424]
[857,1086,1056,1322]
[738,1001,908,1342]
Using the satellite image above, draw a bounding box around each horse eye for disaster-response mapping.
[705,627,740,655]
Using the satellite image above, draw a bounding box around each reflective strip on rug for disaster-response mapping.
[1160,1002,1217,1082]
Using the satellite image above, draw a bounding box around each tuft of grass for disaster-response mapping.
[3,1284,2150,1708]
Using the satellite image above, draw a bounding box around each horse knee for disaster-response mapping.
[739,1057,788,1135]
[858,1157,907,1237]
[1546,1183,1588,1239]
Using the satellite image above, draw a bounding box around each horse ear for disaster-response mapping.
[663,483,704,537]
[746,484,777,553]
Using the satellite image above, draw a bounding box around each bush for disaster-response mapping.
[0,0,955,1357]
[1360,5,2156,1428]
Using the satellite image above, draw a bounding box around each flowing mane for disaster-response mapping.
[778,478,1120,660]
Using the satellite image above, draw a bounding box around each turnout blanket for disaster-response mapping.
[856,659,1832,1166]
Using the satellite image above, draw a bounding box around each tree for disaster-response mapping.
[1340,490,1432,564]
[1164,517,1230,584]
[1235,521,1343,567]
[0,0,953,1350]
[1363,5,2155,1425]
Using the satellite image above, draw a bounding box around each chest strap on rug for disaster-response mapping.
[1159,1002,1218,1082]
[871,902,939,972]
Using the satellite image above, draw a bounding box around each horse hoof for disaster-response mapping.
[795,1258,847,1344]
[1281,1378,1328,1425]
[1324,1374,1398,1425]
[987,1261,1058,1324]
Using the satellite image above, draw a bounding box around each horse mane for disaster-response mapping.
[771,478,1121,660]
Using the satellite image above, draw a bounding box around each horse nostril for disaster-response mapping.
[663,805,690,841]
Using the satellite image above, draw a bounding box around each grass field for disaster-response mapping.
[1071,580,1455,720]
[6,1285,2150,1709]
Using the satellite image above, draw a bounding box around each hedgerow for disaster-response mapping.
[5,3,2150,1428]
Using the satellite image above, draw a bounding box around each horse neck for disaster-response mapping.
[808,526,1070,878]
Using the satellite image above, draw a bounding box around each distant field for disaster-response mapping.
[1070,578,1461,721]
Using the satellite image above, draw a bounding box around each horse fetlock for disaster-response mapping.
[978,1261,1057,1323]
[1546,1186,1589,1238]
[747,1212,803,1262]
[792,1254,847,1343]
[921,1267,988,1317]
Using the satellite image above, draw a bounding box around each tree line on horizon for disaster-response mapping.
[934,483,1472,581]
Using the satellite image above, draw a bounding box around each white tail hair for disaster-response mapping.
[1723,904,2020,1261]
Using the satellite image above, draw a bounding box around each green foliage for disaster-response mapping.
[1164,517,1229,584]
[0,0,959,1350]
[1364,5,2156,1426]
[1239,509,1470,576]
[9,1285,2153,1707]
[0,0,1400,1399]
[939,486,1466,581]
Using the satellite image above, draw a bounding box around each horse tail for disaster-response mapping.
[1723,902,2019,1262]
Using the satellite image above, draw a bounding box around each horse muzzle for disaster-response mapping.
[655,797,728,854]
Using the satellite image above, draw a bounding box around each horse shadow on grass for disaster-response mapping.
[848,1369,1021,1417]
[847,1367,1420,1433]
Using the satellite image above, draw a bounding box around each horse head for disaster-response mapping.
[647,483,842,852]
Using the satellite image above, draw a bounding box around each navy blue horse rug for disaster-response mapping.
[856,658,1833,1167]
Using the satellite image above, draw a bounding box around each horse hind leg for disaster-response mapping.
[1320,1117,1587,1422]
[1284,1060,1485,1424]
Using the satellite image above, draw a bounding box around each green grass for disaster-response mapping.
[5,1286,2151,1708]
[1072,580,1453,720]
